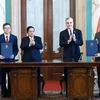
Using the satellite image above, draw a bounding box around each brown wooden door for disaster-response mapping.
[21,0,76,80]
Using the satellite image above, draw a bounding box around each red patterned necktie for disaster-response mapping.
[6,36,8,42]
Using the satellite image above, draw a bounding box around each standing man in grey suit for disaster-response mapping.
[59,17,83,97]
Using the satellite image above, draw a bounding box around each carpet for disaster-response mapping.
[0,92,98,100]
[43,81,61,91]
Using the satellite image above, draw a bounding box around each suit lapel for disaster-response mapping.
[1,34,5,42]
[27,36,30,44]
[9,34,12,42]
[73,28,77,35]
[34,36,36,41]
[65,29,70,39]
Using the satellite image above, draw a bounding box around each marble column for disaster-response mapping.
[11,0,21,61]
[75,0,86,61]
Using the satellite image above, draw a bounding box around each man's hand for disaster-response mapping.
[10,55,14,59]
[68,35,73,44]
[29,37,35,47]
[95,53,100,57]
[29,40,35,47]
[33,40,35,45]
[0,55,5,59]
[29,42,33,47]
[72,34,76,42]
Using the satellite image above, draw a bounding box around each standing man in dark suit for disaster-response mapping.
[20,26,43,96]
[59,17,83,97]
[94,32,100,98]
[0,23,18,98]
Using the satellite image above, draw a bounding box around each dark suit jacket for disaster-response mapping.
[59,28,83,61]
[0,33,18,60]
[94,32,100,53]
[20,36,43,62]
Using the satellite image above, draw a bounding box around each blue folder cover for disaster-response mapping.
[1,43,13,58]
[86,40,98,56]
[32,49,42,62]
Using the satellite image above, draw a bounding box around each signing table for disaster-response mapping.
[0,61,99,100]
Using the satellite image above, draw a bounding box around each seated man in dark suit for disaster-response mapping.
[20,26,43,96]
[0,23,18,98]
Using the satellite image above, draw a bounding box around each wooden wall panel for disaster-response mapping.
[21,0,26,38]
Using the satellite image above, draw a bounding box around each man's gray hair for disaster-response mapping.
[65,17,73,22]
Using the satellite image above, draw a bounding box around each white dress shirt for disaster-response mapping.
[68,28,73,36]
[4,33,10,42]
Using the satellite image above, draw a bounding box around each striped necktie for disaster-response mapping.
[6,36,8,42]
[70,30,72,36]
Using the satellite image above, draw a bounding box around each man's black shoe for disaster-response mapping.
[95,93,100,98]
[60,91,63,95]
[65,93,67,97]
[7,94,11,98]
[42,91,45,95]
[2,94,8,98]
[7,93,11,97]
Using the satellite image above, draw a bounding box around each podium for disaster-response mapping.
[0,61,96,100]
[10,67,38,100]
[67,67,94,100]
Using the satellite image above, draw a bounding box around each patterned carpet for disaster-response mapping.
[0,91,100,100]
[0,91,67,100]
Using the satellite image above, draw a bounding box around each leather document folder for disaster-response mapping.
[1,43,13,58]
[86,40,98,56]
